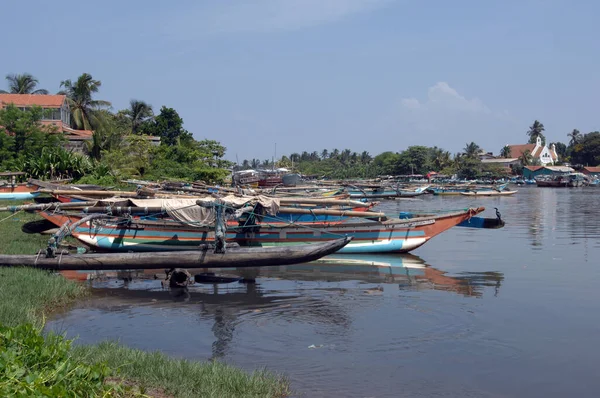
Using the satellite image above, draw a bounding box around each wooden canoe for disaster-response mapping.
[0,237,352,270]
[460,190,517,196]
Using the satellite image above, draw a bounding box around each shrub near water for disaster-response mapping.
[0,323,118,397]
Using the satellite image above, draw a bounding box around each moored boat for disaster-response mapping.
[37,205,484,254]
[0,237,352,270]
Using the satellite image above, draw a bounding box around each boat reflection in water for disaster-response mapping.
[53,255,504,361]
[62,253,504,299]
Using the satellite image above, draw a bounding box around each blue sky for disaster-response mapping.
[3,0,599,161]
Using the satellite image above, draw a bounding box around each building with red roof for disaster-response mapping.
[506,137,558,166]
[0,93,94,151]
[0,94,160,151]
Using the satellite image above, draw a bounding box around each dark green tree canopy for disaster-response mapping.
[141,106,192,146]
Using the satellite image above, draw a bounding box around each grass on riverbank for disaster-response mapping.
[74,342,291,398]
[0,200,291,397]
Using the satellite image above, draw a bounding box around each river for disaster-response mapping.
[47,186,600,397]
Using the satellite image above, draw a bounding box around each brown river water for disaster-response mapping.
[47,186,600,397]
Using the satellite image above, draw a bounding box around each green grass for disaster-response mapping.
[0,267,87,328]
[0,203,51,254]
[0,199,291,397]
[73,342,291,398]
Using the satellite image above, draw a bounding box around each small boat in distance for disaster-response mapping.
[460,190,517,196]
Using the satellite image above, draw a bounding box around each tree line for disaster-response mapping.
[2,74,598,182]
[0,73,232,184]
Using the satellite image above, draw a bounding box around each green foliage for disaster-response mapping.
[500,145,512,158]
[0,323,120,397]
[22,147,92,180]
[455,155,481,179]
[396,146,432,174]
[527,120,546,145]
[141,106,192,146]
[0,73,48,94]
[0,105,66,171]
[59,73,111,130]
[570,131,600,166]
[122,100,154,134]
[146,139,232,183]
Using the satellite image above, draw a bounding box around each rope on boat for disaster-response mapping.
[0,208,23,223]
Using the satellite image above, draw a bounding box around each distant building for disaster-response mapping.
[0,93,94,152]
[506,137,558,166]
[0,94,160,153]
[523,165,574,180]
[581,166,600,177]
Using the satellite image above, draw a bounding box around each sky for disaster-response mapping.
[3,0,599,162]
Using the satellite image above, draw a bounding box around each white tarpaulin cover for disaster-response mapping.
[96,195,280,226]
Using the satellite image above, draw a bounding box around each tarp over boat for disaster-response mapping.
[90,195,280,226]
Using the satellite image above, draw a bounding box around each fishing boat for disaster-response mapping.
[460,190,517,197]
[0,237,351,270]
[0,172,39,200]
[536,173,587,187]
[427,183,508,196]
[36,203,484,254]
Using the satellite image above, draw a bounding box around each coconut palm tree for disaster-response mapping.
[567,129,581,147]
[360,151,372,164]
[123,100,153,134]
[527,120,545,144]
[463,142,481,159]
[321,149,329,160]
[0,73,48,94]
[59,73,111,130]
[520,149,533,166]
[500,145,512,158]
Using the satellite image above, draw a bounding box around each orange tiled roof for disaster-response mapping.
[583,166,600,173]
[507,144,536,159]
[0,94,66,108]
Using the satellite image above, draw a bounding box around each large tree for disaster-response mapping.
[0,73,48,94]
[527,120,546,145]
[500,145,512,158]
[463,142,481,159]
[570,132,600,166]
[142,106,191,146]
[123,100,153,134]
[567,129,581,147]
[59,73,111,130]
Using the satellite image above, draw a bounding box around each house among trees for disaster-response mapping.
[0,93,93,152]
[506,136,558,166]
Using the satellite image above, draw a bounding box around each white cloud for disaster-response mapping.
[389,82,515,153]
[403,82,491,114]
[165,0,392,37]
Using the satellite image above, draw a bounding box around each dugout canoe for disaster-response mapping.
[0,237,352,270]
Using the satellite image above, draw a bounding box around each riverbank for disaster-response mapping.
[0,203,290,397]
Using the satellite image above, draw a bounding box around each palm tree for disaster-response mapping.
[567,129,581,147]
[59,73,111,130]
[331,149,340,159]
[321,149,329,160]
[520,149,533,166]
[124,100,153,134]
[527,120,545,144]
[0,73,48,94]
[360,151,372,164]
[500,145,512,158]
[463,142,481,159]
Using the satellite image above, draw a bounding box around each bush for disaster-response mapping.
[0,323,119,397]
